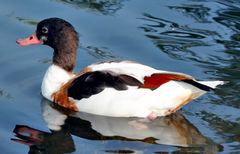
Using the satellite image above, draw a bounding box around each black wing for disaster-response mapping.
[67,71,142,100]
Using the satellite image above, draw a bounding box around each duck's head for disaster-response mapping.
[17,18,79,73]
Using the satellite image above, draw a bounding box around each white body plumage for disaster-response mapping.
[41,61,224,117]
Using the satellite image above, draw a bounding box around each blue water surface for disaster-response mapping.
[0,0,240,153]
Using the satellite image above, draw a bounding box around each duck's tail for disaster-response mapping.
[166,80,226,115]
[182,80,226,92]
[198,80,227,90]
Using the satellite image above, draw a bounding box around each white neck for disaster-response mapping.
[41,64,74,101]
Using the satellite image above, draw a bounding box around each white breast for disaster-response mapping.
[41,64,74,101]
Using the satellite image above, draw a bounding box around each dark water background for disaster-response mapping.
[0,0,240,153]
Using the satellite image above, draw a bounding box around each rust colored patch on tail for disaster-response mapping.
[140,74,189,89]
[51,67,92,111]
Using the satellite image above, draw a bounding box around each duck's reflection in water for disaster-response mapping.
[12,98,223,153]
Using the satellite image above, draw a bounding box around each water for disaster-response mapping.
[0,0,239,153]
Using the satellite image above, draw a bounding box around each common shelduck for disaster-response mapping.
[17,18,225,119]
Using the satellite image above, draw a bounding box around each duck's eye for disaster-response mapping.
[42,27,48,34]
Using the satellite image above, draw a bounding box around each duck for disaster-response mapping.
[17,18,225,120]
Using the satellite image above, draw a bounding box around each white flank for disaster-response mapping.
[73,80,207,117]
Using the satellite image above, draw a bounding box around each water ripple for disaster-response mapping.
[54,0,128,15]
